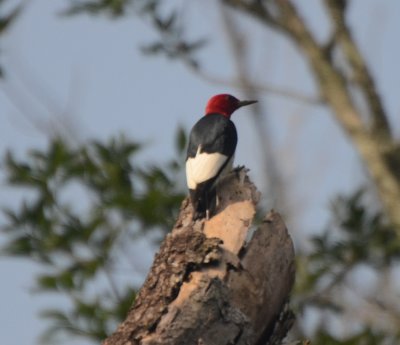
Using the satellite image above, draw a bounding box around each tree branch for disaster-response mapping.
[103,170,295,345]
[184,60,323,106]
[223,0,400,233]
[324,0,391,138]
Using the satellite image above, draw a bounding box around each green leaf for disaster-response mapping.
[2,134,185,342]
[0,4,22,34]
[37,275,58,291]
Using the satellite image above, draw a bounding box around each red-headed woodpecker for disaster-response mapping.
[186,94,257,220]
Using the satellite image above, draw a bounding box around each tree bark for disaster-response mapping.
[103,169,295,345]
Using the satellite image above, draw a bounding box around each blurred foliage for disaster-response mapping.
[63,0,133,16]
[311,329,387,345]
[1,130,187,343]
[297,189,400,297]
[62,0,206,68]
[0,1,23,77]
[312,191,400,268]
[295,189,400,344]
[1,1,400,344]
[3,134,400,345]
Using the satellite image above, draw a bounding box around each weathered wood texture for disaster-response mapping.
[103,170,295,345]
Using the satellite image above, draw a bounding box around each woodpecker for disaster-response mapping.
[186,94,257,220]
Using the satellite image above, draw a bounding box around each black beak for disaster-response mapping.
[238,100,258,108]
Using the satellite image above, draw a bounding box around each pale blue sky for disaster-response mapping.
[1,0,400,344]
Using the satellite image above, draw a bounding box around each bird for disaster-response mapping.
[186,94,257,220]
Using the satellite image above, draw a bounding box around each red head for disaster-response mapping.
[205,94,257,118]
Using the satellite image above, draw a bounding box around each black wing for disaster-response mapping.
[186,114,237,220]
[186,114,237,159]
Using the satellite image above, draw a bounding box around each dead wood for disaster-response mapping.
[103,169,295,345]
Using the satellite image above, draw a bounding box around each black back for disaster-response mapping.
[186,113,237,159]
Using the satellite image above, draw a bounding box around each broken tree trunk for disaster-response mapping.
[103,169,296,345]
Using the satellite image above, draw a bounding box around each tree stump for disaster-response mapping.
[103,169,295,345]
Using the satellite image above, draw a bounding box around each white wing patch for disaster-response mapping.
[186,146,229,189]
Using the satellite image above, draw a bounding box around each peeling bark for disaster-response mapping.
[103,169,295,345]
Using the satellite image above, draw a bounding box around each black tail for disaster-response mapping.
[189,181,216,220]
